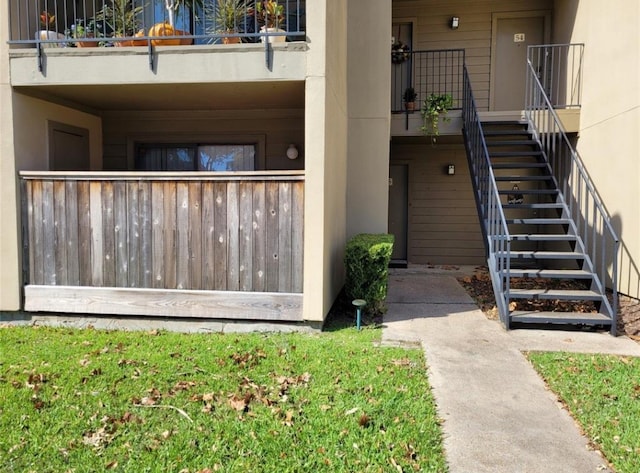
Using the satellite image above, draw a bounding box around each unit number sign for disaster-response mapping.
[514,33,526,42]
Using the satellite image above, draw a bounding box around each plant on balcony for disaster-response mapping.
[206,0,248,44]
[421,93,454,141]
[66,19,100,47]
[37,11,66,46]
[253,0,286,43]
[96,0,145,44]
[403,87,418,111]
[162,0,204,29]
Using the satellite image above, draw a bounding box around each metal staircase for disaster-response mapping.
[461,46,619,333]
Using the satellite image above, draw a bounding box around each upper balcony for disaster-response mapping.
[7,0,307,86]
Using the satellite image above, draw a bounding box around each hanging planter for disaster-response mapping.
[391,40,410,64]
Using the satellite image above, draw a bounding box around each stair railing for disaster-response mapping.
[525,52,620,323]
[462,65,512,326]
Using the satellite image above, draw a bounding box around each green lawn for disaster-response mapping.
[0,326,447,472]
[528,352,640,473]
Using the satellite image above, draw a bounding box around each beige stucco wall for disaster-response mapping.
[302,0,348,321]
[346,0,392,239]
[0,4,20,310]
[554,0,640,298]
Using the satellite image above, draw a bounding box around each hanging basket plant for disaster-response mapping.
[391,40,410,64]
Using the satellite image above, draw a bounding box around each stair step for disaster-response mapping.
[510,310,612,325]
[485,140,538,147]
[490,151,544,157]
[503,269,593,279]
[497,250,585,260]
[492,163,547,169]
[495,175,553,181]
[507,218,569,225]
[502,203,564,209]
[511,234,577,241]
[509,289,603,300]
[498,189,559,195]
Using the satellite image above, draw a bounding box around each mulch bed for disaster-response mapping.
[457,266,640,341]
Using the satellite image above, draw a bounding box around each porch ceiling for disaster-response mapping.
[14,81,305,113]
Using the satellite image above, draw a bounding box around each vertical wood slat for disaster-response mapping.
[239,182,253,291]
[265,182,279,292]
[189,182,203,290]
[65,181,80,286]
[213,182,227,290]
[227,182,240,291]
[42,181,56,285]
[291,181,304,293]
[176,182,190,289]
[102,182,115,287]
[89,182,103,286]
[202,182,216,290]
[22,180,33,286]
[21,174,303,294]
[163,182,177,289]
[151,181,164,288]
[252,182,266,292]
[77,181,91,286]
[139,181,152,288]
[127,181,139,287]
[30,180,44,285]
[114,181,128,287]
[53,181,67,285]
[278,182,292,292]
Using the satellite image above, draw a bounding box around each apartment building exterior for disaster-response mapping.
[1,0,637,329]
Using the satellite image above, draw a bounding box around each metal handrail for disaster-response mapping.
[462,65,511,325]
[525,57,619,324]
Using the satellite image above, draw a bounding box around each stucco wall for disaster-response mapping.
[554,0,640,298]
[303,0,348,321]
[346,0,392,239]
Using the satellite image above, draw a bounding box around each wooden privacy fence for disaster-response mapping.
[21,172,304,295]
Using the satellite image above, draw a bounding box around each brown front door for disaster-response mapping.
[492,13,548,111]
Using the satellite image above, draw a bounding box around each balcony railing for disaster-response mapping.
[391,49,465,113]
[527,44,584,109]
[8,0,305,48]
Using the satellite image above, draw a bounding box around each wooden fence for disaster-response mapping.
[21,172,304,296]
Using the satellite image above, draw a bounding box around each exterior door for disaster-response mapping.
[49,122,90,171]
[388,164,408,262]
[492,14,548,111]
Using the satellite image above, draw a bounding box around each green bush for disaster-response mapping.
[344,233,394,315]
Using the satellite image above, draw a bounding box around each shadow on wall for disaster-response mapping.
[612,214,640,299]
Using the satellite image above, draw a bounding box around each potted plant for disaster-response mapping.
[96,0,146,46]
[37,11,66,47]
[66,19,98,47]
[403,87,418,111]
[206,0,248,44]
[254,0,286,43]
[421,93,454,142]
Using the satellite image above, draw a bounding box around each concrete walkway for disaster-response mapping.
[382,267,640,473]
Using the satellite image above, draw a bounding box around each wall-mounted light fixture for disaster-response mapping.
[447,164,455,175]
[450,17,459,29]
[286,144,299,160]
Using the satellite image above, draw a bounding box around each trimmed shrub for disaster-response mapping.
[344,233,395,316]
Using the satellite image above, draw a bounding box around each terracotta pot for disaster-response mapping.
[76,33,95,48]
[115,30,146,47]
[404,101,416,111]
[222,35,242,45]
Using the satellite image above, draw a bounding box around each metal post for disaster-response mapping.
[352,299,366,330]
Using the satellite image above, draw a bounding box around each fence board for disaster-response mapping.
[65,181,80,286]
[53,181,67,285]
[20,173,303,296]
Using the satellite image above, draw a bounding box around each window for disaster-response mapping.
[135,144,256,171]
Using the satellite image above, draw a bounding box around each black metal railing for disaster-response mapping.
[392,49,465,113]
[462,65,512,326]
[8,0,305,48]
[525,54,619,323]
[527,44,584,109]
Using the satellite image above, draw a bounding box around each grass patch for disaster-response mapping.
[0,326,446,472]
[528,352,640,473]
